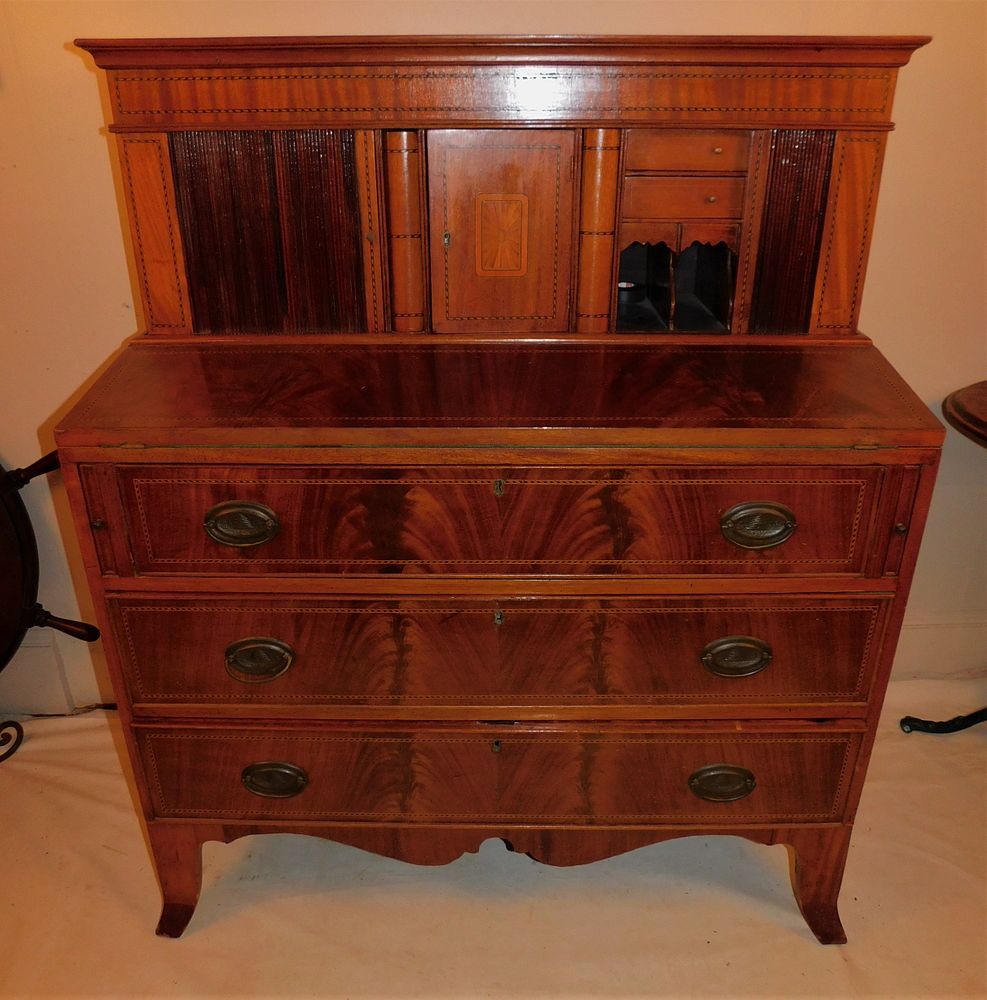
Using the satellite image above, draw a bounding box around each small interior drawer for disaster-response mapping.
[136,723,861,824]
[622,176,745,220]
[624,130,751,173]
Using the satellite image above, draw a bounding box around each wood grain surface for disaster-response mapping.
[624,130,752,173]
[80,33,929,133]
[56,341,943,449]
[109,464,885,577]
[136,722,861,824]
[428,130,575,333]
[109,594,889,712]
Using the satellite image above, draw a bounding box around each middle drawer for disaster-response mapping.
[109,595,890,716]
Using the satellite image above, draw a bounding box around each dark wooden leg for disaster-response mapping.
[147,823,203,938]
[786,827,851,944]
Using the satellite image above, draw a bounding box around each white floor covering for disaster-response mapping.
[1,677,985,1000]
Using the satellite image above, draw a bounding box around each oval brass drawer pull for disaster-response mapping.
[720,501,796,549]
[225,637,294,683]
[204,500,280,548]
[701,636,773,678]
[688,764,756,803]
[241,761,309,798]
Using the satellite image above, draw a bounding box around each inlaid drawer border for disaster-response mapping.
[128,475,870,568]
[142,732,856,823]
[119,602,883,702]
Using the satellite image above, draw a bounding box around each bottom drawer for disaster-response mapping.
[136,724,860,825]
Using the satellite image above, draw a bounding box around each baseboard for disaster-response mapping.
[0,631,74,716]
[894,618,987,680]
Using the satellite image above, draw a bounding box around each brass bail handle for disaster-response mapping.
[701,636,773,678]
[242,761,308,798]
[720,501,797,550]
[204,500,280,548]
[225,637,295,683]
[688,764,756,802]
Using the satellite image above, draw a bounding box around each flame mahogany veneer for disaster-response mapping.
[60,35,938,943]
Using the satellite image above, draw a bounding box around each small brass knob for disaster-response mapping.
[712,146,724,154]
[705,194,718,204]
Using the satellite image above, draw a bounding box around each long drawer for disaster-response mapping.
[97,465,888,576]
[110,595,890,712]
[135,723,861,824]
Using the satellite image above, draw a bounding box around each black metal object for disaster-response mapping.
[0,720,24,763]
[900,709,987,735]
[1,451,101,762]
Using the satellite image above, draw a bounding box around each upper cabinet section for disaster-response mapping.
[76,35,929,339]
[112,128,386,335]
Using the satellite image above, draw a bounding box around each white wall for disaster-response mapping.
[1,0,984,712]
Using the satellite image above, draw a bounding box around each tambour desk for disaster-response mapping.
[59,35,941,941]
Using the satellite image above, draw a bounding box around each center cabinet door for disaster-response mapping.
[427,129,576,333]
